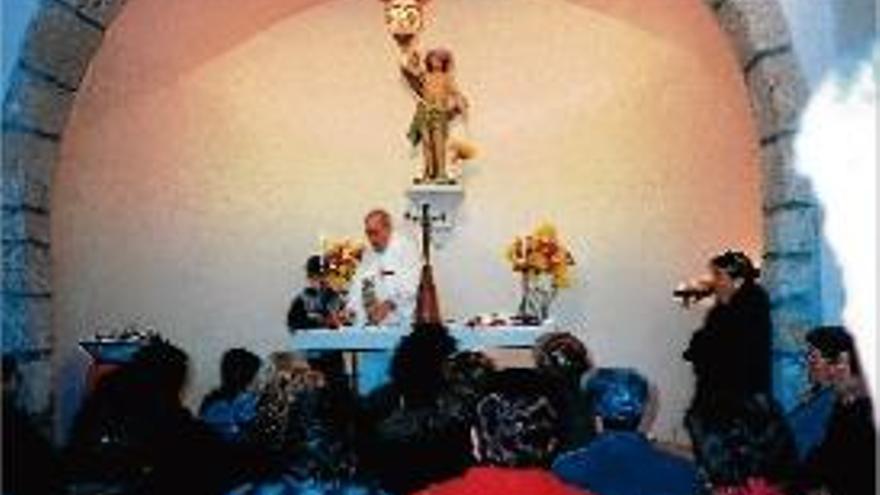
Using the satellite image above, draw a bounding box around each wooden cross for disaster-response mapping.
[420,203,431,264]
[413,202,443,324]
[412,203,446,263]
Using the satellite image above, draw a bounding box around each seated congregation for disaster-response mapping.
[3,321,874,495]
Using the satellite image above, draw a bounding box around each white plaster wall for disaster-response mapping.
[53,0,762,443]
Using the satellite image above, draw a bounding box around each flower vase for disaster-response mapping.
[518,272,557,323]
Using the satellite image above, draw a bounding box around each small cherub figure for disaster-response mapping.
[401,47,470,184]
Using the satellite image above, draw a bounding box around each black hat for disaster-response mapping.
[306,255,323,277]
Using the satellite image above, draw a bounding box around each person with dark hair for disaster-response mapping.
[686,394,800,495]
[227,353,386,494]
[67,340,190,482]
[534,332,593,385]
[288,255,346,331]
[553,368,698,495]
[360,324,473,494]
[786,326,854,460]
[444,351,496,392]
[442,350,496,424]
[245,353,357,480]
[369,400,474,495]
[533,331,595,451]
[3,354,64,495]
[414,368,591,495]
[361,322,459,419]
[389,322,459,408]
[287,254,348,380]
[683,250,772,406]
[795,326,876,495]
[67,340,253,494]
[200,348,262,443]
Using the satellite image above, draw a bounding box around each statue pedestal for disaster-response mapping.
[404,184,464,245]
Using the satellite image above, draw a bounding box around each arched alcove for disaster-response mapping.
[1,0,817,440]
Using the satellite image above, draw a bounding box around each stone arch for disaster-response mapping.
[705,0,818,409]
[1,0,818,433]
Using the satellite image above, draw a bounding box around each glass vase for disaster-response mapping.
[517,272,557,323]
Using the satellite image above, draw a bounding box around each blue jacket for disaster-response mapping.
[199,390,259,443]
[553,431,697,495]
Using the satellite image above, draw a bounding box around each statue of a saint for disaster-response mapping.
[401,46,469,184]
[380,0,474,184]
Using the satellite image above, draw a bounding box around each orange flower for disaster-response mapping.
[505,223,576,288]
[322,239,365,291]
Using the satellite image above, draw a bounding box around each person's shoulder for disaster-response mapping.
[836,395,875,426]
[390,232,418,252]
[231,390,259,409]
[289,288,315,305]
[648,442,698,475]
[199,389,226,412]
[554,433,651,476]
[738,282,770,304]
[553,441,600,473]
[320,286,342,299]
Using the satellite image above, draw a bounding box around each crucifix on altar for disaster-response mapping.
[409,202,442,324]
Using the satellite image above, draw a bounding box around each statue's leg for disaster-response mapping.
[424,131,439,181]
[419,142,430,182]
[428,128,446,181]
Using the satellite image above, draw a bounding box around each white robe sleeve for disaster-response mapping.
[346,255,372,327]
[385,237,421,323]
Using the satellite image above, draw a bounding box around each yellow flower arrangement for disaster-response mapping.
[505,222,576,288]
[322,239,365,292]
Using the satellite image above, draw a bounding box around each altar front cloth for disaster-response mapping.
[289,323,554,352]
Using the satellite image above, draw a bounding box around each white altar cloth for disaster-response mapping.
[289,323,555,352]
[290,323,555,394]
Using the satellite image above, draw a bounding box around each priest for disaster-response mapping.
[347,209,421,327]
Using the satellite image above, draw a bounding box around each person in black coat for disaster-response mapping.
[287,255,347,381]
[3,355,64,495]
[287,255,345,331]
[66,340,261,494]
[683,251,772,407]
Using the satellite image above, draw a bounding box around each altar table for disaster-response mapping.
[289,323,554,351]
[289,323,555,393]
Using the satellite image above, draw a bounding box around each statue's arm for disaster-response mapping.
[448,80,469,119]
[399,46,424,98]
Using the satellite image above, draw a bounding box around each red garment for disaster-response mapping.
[413,466,591,495]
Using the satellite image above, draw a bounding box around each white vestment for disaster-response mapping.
[347,233,421,327]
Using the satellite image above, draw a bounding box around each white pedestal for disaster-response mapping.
[404,184,464,245]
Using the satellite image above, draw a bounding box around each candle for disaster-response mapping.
[318,233,327,271]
